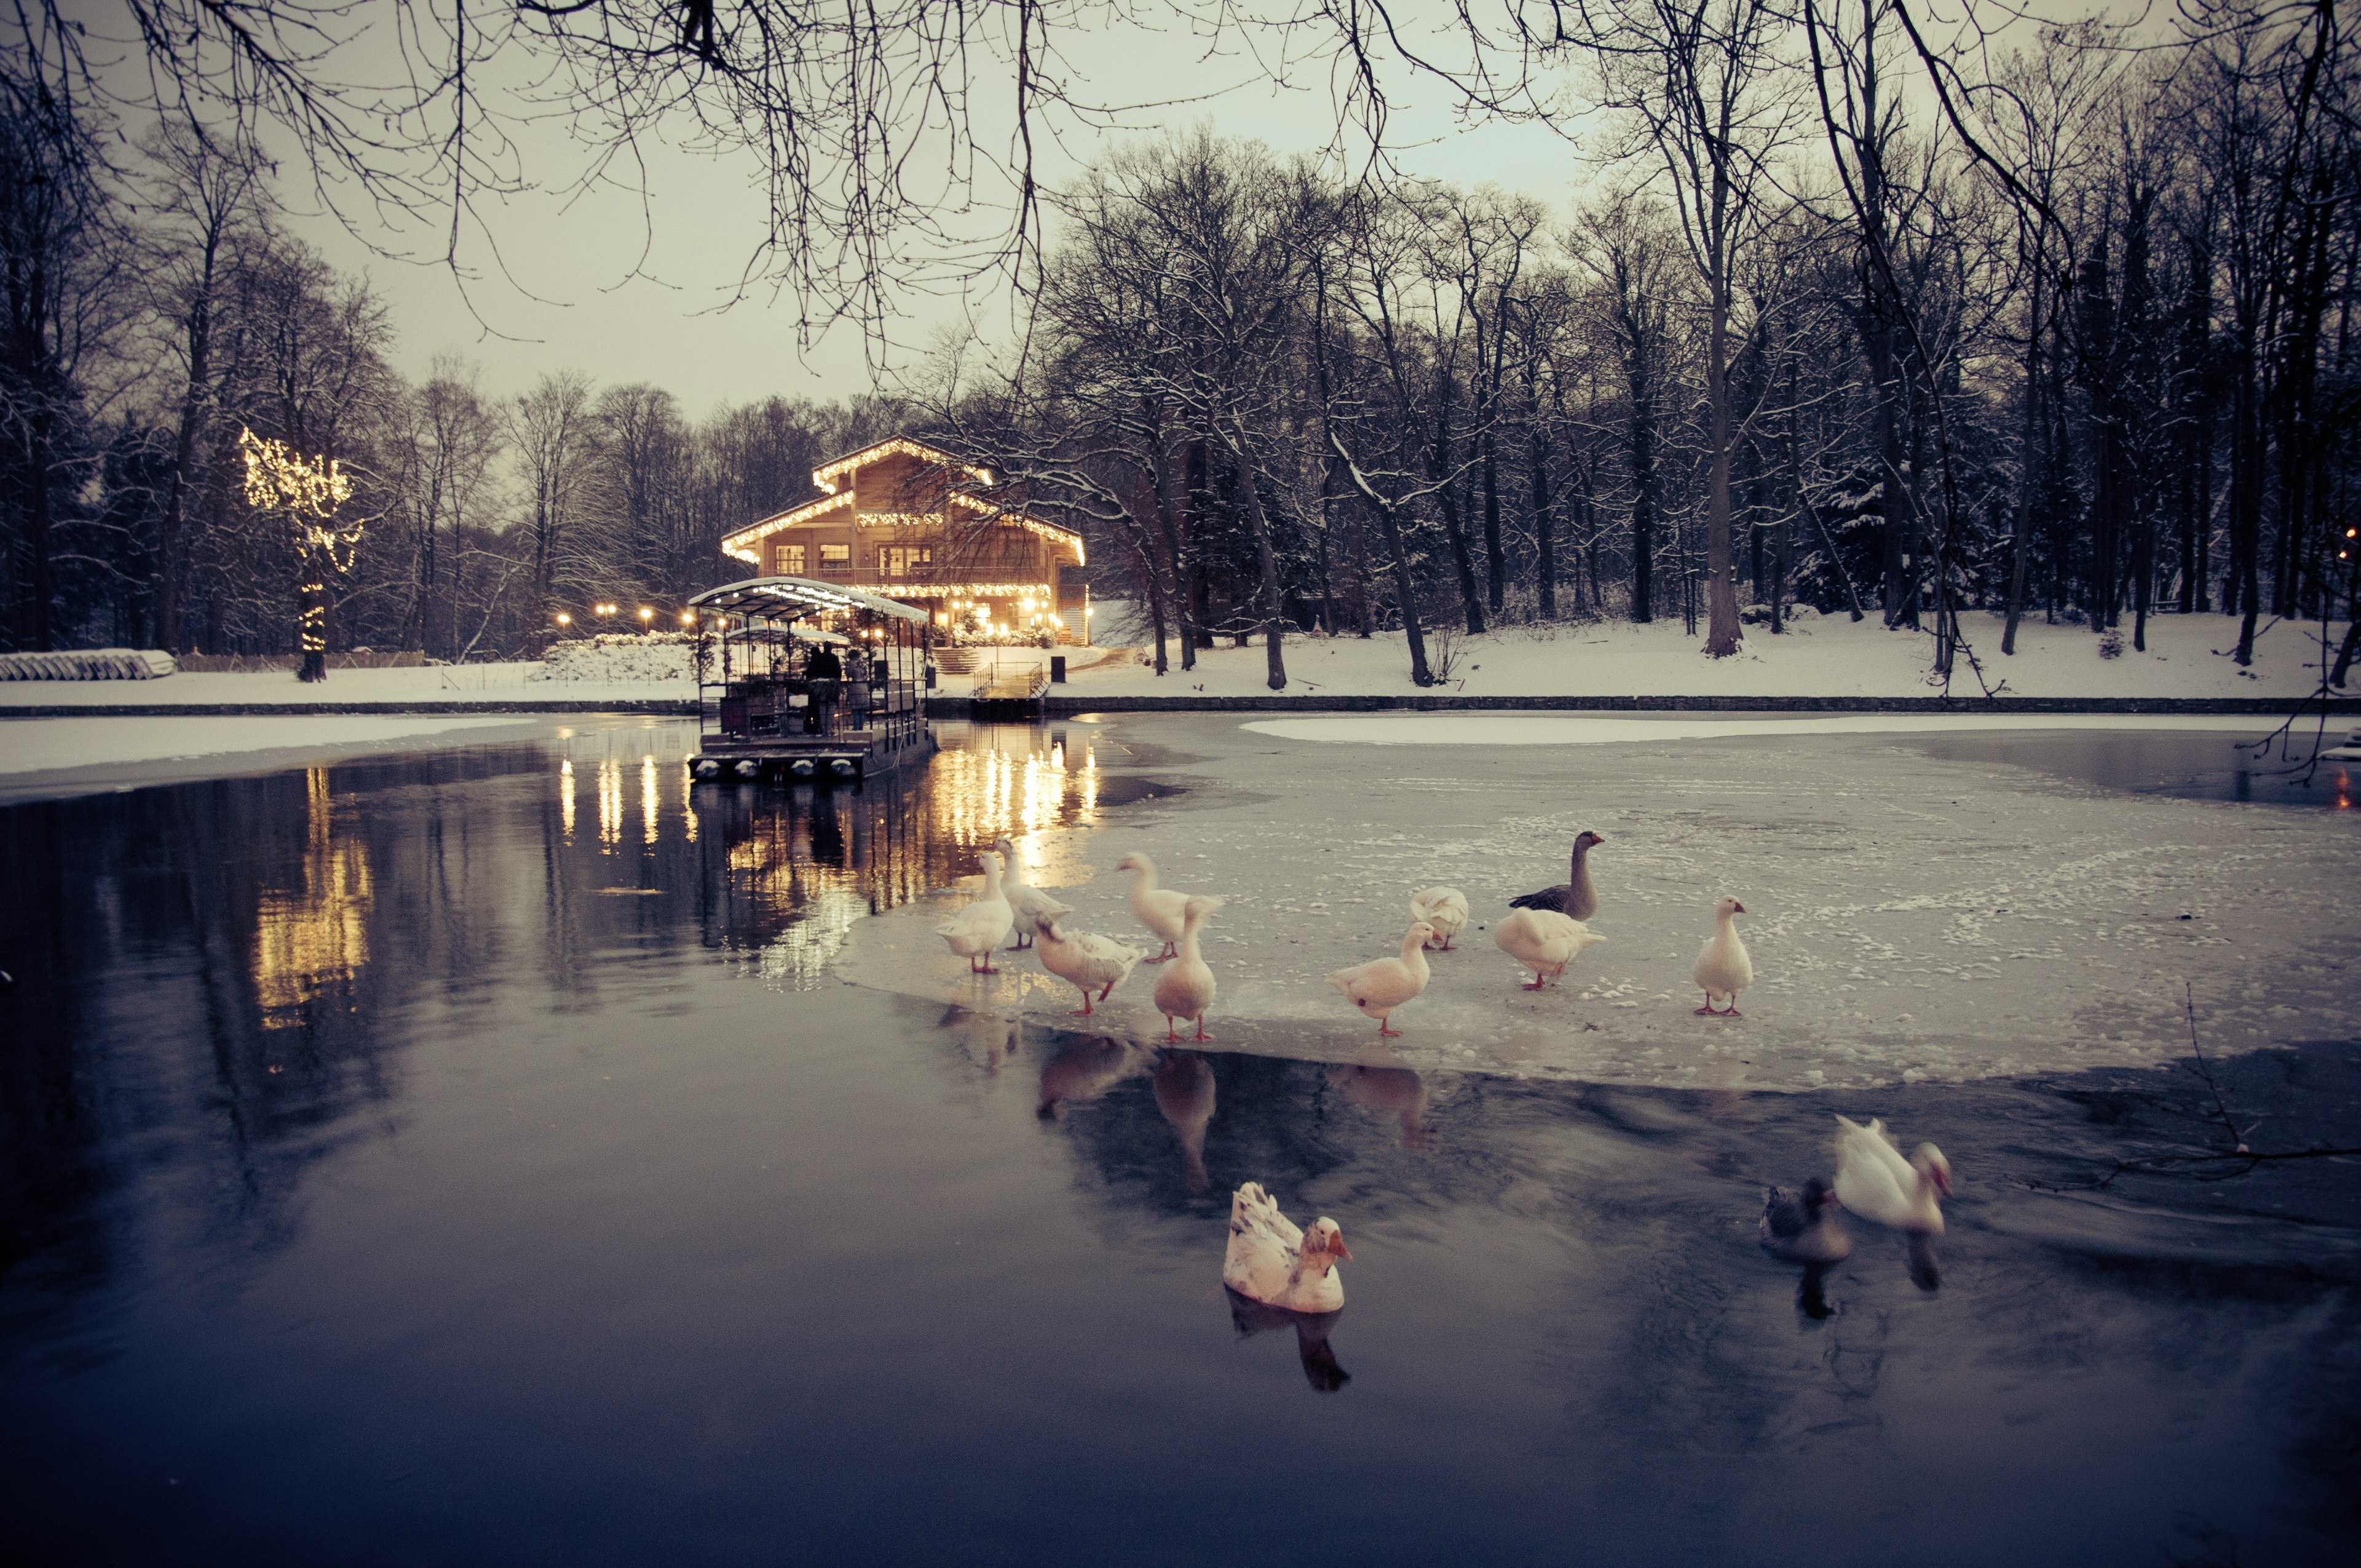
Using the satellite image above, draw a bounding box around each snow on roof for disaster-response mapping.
[689,576,932,624]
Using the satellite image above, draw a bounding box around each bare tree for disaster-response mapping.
[1599,0,1802,657]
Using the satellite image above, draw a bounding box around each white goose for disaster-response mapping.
[992,834,1072,950]
[1222,1182,1352,1313]
[937,850,1015,973]
[1692,895,1752,1016]
[1117,851,1192,962]
[1326,922,1434,1037]
[1152,895,1224,1041]
[1493,908,1606,990]
[1408,887,1470,950]
[1035,914,1145,1017]
[1831,1115,1953,1233]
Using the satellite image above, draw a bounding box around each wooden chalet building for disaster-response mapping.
[719,437,1090,643]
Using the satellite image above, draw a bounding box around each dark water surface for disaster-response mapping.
[4,719,2357,1567]
[1915,726,2359,808]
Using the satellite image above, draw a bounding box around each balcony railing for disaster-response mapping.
[778,565,1078,602]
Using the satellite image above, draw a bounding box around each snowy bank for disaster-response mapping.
[1069,611,2349,702]
[0,660,693,710]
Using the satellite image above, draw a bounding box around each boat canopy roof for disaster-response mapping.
[725,624,848,645]
[689,575,931,625]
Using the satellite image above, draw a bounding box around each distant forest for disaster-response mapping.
[2,1,2355,686]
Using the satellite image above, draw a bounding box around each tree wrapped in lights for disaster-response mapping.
[240,427,358,682]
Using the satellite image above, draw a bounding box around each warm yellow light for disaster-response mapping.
[555,612,571,625]
[1021,597,1034,611]
[638,607,654,622]
[1085,606,1095,617]
[680,611,695,625]
[936,612,949,625]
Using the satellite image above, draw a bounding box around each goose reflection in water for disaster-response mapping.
[1035,1035,1147,1120]
[1226,1289,1351,1393]
[1153,1050,1216,1192]
[1329,1064,1430,1150]
[938,1005,1019,1075]
[1906,1232,1942,1291]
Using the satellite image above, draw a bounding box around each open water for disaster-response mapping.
[2,717,2355,1566]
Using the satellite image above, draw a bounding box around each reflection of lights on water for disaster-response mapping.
[925,730,1107,845]
[598,758,623,848]
[713,729,1114,992]
[560,758,575,838]
[252,769,372,1026]
[641,754,658,844]
[681,764,697,842]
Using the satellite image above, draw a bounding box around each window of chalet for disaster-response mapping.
[881,546,932,577]
[819,543,850,566]
[772,542,805,575]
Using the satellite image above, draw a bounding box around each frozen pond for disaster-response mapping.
[850,713,2361,1091]
[2,715,2357,1565]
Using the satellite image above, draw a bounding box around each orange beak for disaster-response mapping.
[1327,1235,1353,1262]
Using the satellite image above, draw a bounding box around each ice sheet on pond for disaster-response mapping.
[1241,712,2278,748]
[829,715,2361,1092]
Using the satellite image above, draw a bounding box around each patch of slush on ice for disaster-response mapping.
[1241,713,2275,747]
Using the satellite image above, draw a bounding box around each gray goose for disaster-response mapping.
[1508,830,1605,921]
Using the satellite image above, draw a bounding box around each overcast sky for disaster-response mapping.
[285,10,1596,418]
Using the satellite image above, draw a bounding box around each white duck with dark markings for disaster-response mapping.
[1222,1182,1352,1313]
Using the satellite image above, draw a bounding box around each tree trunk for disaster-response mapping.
[1703,275,1742,657]
[2004,264,2043,655]
[1429,366,1485,634]
[1225,427,1288,691]
[1531,417,1555,620]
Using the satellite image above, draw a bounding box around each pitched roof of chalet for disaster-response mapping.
[719,433,1084,569]
[689,575,932,624]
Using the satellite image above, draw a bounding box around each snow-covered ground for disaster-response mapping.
[0,661,694,708]
[1070,609,2350,700]
[837,711,2361,1093]
[0,610,2343,708]
[0,714,540,778]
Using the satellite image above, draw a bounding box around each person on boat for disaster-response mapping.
[805,641,842,734]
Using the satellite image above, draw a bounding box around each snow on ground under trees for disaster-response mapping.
[0,609,2344,709]
[1067,609,2351,700]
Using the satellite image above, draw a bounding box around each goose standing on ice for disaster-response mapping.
[1326,922,1434,1037]
[1152,895,1224,1041]
[1035,914,1145,1017]
[937,851,1015,973]
[992,834,1070,949]
[1509,831,1606,921]
[1691,896,1752,1016]
[1222,1182,1352,1313]
[1409,887,1470,950]
[1830,1115,1952,1233]
[1493,908,1607,990]
[1117,851,1192,962]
